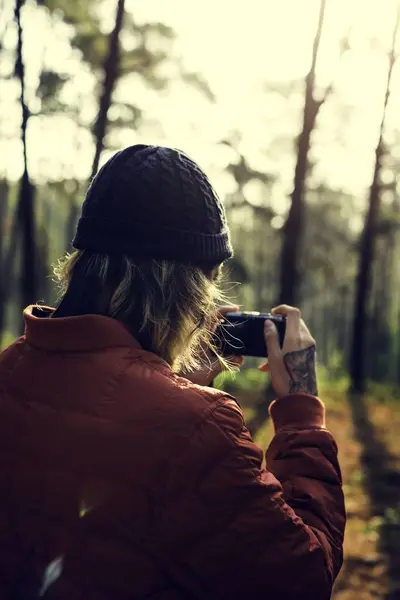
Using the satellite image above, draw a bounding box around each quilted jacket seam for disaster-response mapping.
[100,351,144,404]
[156,403,318,586]
[196,406,324,540]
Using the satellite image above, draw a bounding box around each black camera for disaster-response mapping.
[215,311,286,358]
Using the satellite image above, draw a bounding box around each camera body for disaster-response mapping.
[216,311,286,358]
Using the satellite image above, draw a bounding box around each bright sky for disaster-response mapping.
[1,0,400,206]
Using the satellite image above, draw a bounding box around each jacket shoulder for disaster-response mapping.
[116,354,241,428]
[0,337,25,368]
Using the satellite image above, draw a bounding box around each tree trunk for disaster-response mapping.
[337,284,351,365]
[0,180,9,344]
[349,8,400,393]
[19,174,36,311]
[321,284,331,366]
[254,219,265,311]
[15,0,36,315]
[277,0,327,306]
[36,195,51,302]
[368,237,391,381]
[392,188,400,385]
[90,0,125,180]
[386,188,399,383]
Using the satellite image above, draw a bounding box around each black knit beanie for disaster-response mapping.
[73,145,233,265]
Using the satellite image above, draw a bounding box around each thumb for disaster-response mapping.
[264,319,281,359]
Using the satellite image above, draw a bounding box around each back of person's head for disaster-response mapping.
[53,145,233,372]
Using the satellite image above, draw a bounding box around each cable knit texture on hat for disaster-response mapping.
[73,145,233,264]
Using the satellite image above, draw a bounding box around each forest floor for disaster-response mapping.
[235,378,400,600]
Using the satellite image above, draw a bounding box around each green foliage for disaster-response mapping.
[38,70,68,104]
[225,256,250,284]
[366,381,400,404]
[74,31,108,68]
[180,70,215,102]
[33,0,181,143]
[0,331,16,351]
[3,0,400,393]
[214,367,266,395]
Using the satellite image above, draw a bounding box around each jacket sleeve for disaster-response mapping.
[155,394,345,600]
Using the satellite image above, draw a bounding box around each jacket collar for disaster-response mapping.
[24,305,142,353]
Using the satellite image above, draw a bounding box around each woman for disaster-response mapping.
[0,145,345,599]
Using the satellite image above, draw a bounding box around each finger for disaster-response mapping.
[227,355,244,367]
[264,319,281,359]
[271,304,301,337]
[258,362,270,372]
[271,304,300,317]
[217,305,240,318]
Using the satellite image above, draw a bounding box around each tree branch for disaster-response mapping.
[315,23,352,109]
[91,0,125,180]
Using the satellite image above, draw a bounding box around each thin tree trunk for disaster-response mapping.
[0,181,7,265]
[337,284,350,364]
[254,219,264,311]
[322,284,330,366]
[382,185,400,383]
[0,179,9,344]
[277,0,327,306]
[391,188,400,385]
[368,238,389,381]
[397,294,400,387]
[15,0,36,314]
[90,0,125,180]
[349,7,400,393]
[1,203,21,316]
[386,188,399,383]
[37,195,51,301]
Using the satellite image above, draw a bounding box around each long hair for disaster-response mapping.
[53,250,229,372]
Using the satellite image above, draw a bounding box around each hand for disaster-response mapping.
[261,305,318,398]
[179,305,244,386]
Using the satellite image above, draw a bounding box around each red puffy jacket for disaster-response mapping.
[0,307,345,600]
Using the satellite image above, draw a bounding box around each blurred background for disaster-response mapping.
[2,0,400,597]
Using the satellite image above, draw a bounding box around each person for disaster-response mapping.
[0,145,345,600]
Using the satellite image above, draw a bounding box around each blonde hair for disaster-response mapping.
[53,250,230,373]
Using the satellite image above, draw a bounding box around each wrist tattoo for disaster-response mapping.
[283,344,318,396]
